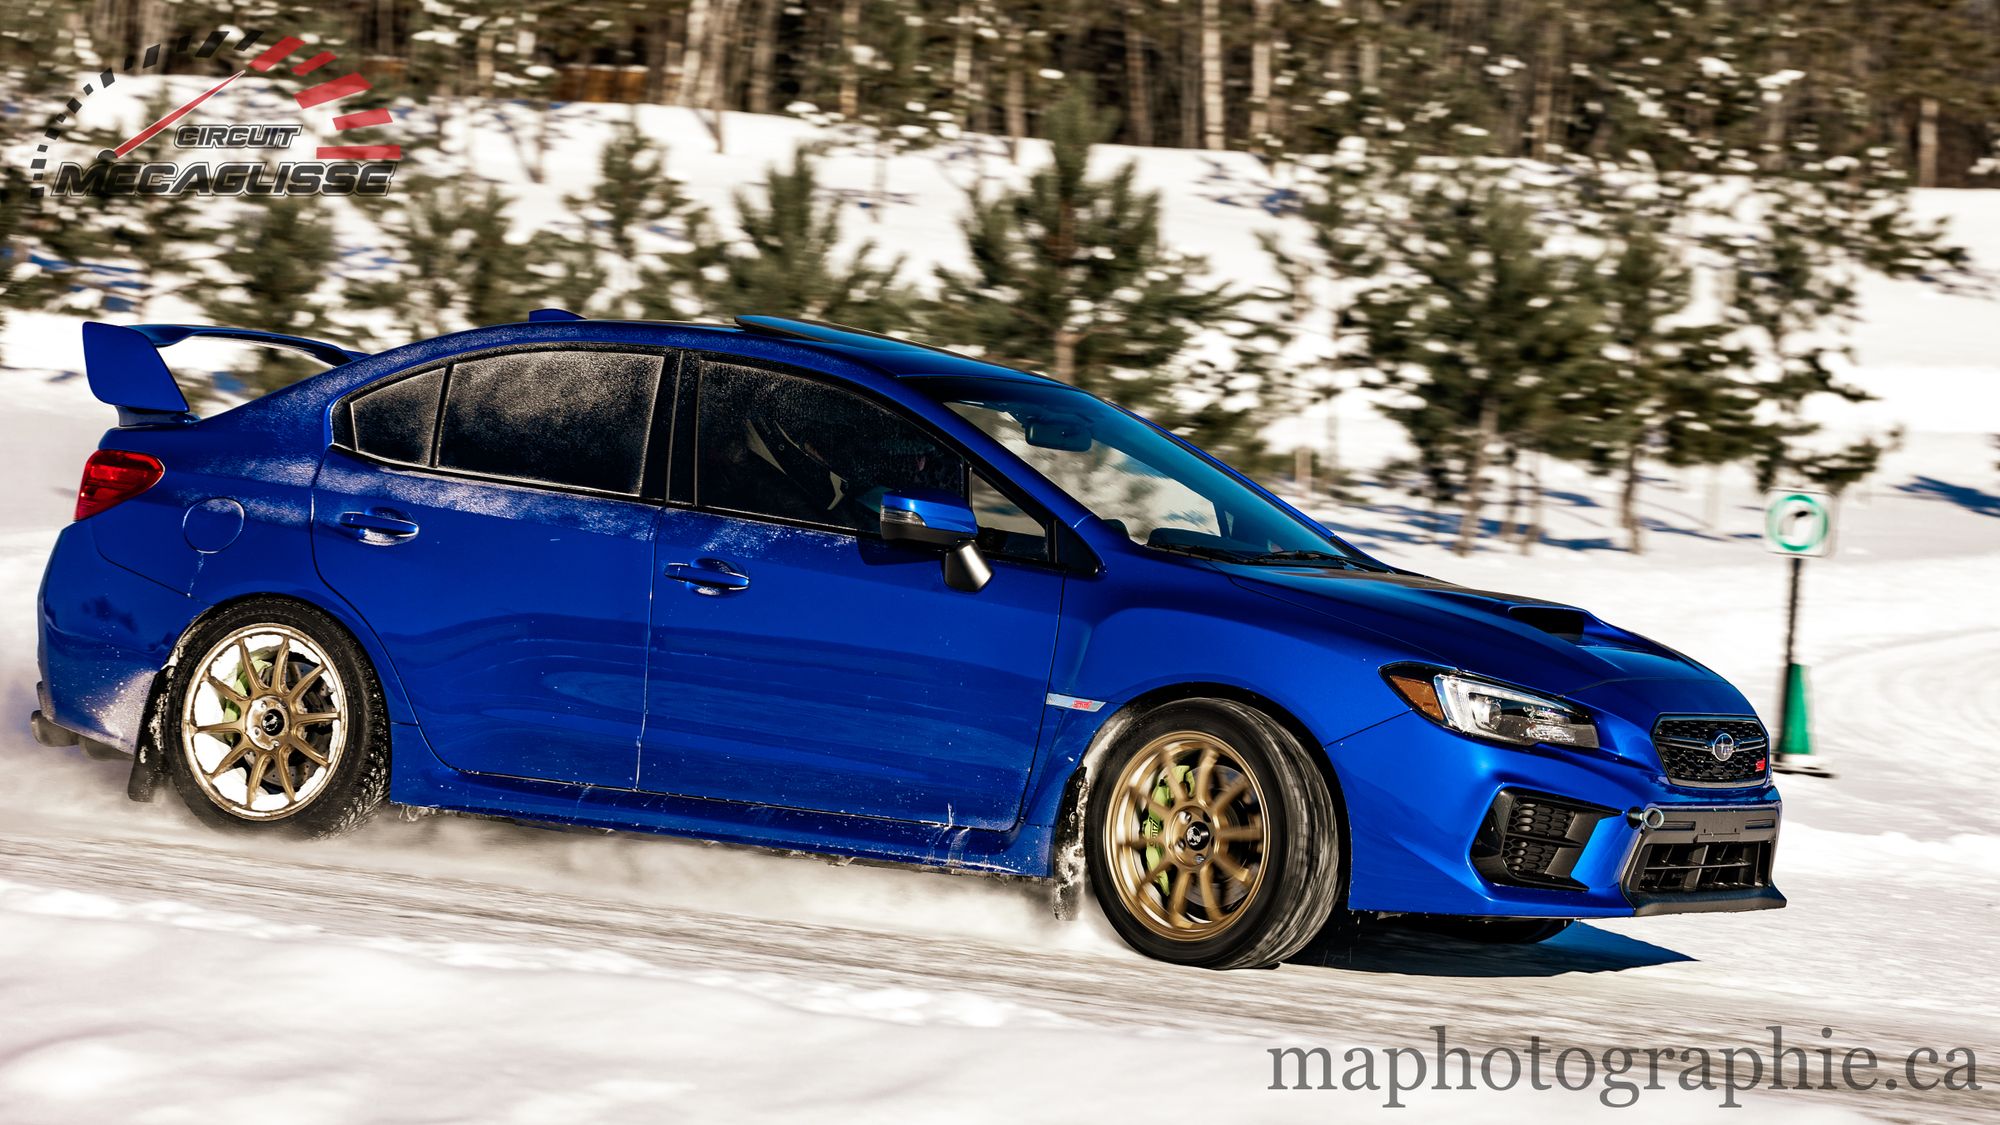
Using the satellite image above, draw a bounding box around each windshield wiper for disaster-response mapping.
[1147,542,1252,563]
[1239,549,1379,571]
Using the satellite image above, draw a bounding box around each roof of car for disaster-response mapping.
[517,310,1058,384]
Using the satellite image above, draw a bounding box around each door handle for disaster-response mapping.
[664,558,750,594]
[337,509,420,543]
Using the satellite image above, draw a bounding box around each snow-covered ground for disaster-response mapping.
[3,96,1999,1123]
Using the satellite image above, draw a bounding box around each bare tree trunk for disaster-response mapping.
[1621,444,1645,554]
[639,17,667,104]
[1123,1,1153,147]
[473,25,500,96]
[1917,96,1941,188]
[1455,397,1499,556]
[1004,23,1027,162]
[681,0,713,107]
[1053,327,1078,383]
[1500,452,1523,541]
[1358,0,1381,87]
[952,1,977,124]
[1247,0,1273,149]
[747,0,779,113]
[1529,14,1562,160]
[705,0,740,150]
[1199,0,1225,150]
[1443,0,1478,77]
[1179,7,1201,148]
[838,0,863,120]
[1761,47,1791,172]
[1519,453,1544,554]
[871,139,889,223]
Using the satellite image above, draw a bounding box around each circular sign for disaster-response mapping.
[1764,490,1833,557]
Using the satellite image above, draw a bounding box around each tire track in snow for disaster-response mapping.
[1792,627,2000,838]
[0,825,1992,1124]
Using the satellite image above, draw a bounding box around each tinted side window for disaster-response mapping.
[436,351,664,495]
[697,364,966,535]
[350,368,442,465]
[696,363,1050,559]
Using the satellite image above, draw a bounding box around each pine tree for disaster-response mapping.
[1572,199,1755,553]
[0,169,33,361]
[927,88,1236,402]
[851,1,962,220]
[554,119,716,318]
[1708,154,1964,492]
[197,197,344,396]
[680,149,910,328]
[345,177,548,341]
[1348,170,1603,556]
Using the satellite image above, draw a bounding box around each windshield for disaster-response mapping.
[915,376,1374,567]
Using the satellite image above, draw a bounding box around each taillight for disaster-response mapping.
[75,449,164,521]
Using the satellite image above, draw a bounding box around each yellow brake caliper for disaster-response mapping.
[1141,765,1192,896]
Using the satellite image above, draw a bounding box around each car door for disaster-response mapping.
[638,358,1066,829]
[312,347,673,788]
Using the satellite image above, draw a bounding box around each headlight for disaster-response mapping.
[1382,667,1600,750]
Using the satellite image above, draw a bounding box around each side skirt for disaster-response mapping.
[386,724,1056,878]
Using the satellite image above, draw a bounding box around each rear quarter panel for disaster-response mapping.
[51,372,423,740]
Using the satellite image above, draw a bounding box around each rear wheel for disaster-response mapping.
[1085,701,1340,969]
[166,599,388,837]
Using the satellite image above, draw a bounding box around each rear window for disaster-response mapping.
[349,368,441,465]
[435,351,664,495]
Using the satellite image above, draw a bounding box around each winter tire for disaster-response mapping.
[165,598,389,837]
[1086,699,1341,969]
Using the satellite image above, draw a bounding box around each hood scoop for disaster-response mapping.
[1505,604,1590,642]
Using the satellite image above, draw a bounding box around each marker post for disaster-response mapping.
[1764,491,1835,778]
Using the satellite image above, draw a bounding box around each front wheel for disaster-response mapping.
[1085,701,1341,969]
[165,599,389,837]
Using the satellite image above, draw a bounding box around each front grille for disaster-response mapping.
[1652,716,1770,787]
[1629,839,1775,895]
[1471,790,1613,891]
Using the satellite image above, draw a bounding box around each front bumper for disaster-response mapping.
[1622,803,1785,916]
[1328,711,1783,919]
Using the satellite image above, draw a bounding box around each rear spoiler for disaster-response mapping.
[82,321,369,426]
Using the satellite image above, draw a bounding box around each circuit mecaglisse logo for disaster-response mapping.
[29,27,400,199]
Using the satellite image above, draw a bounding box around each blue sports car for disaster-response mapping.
[31,313,1783,969]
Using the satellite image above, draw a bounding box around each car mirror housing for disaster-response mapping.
[880,490,991,593]
[880,490,977,548]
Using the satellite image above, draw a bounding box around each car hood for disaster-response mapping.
[1230,565,1720,697]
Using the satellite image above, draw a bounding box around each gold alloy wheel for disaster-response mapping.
[1102,730,1271,941]
[180,624,348,821]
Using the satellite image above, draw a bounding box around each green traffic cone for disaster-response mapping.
[1774,663,1834,777]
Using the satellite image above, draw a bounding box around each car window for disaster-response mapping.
[967,470,1049,562]
[947,397,1221,544]
[695,363,1048,560]
[349,368,442,465]
[919,376,1367,564]
[435,350,664,495]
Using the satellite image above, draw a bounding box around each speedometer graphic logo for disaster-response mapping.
[26,26,401,200]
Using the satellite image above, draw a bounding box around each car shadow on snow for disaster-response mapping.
[1287,920,1693,978]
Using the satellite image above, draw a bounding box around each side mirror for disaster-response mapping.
[880,490,992,593]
